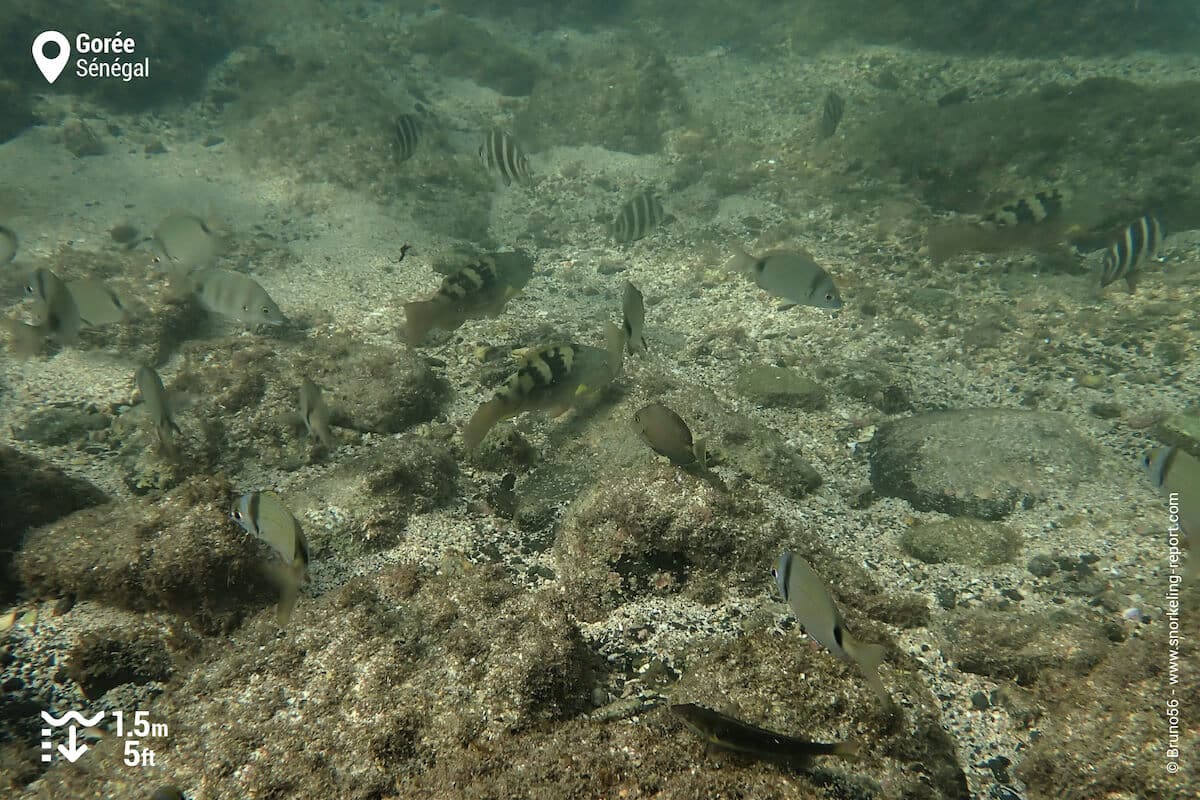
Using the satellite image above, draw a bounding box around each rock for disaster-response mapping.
[13,406,110,446]
[66,626,172,699]
[900,517,1023,566]
[555,470,784,619]
[515,37,688,155]
[945,608,1113,685]
[868,409,1098,520]
[734,366,828,410]
[1153,409,1200,458]
[0,447,108,603]
[1015,622,1199,798]
[1027,553,1059,577]
[60,117,105,157]
[410,13,543,96]
[16,475,274,633]
[739,439,823,501]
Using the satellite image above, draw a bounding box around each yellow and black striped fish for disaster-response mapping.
[462,324,624,449]
[394,113,422,163]
[1099,214,1163,292]
[609,189,664,243]
[982,189,1067,227]
[403,252,533,345]
[479,128,530,186]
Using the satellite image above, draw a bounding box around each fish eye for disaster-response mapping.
[232,510,242,520]
[770,568,778,579]
[262,306,271,316]
[825,293,834,301]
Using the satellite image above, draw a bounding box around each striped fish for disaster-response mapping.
[394,113,421,163]
[982,189,1067,227]
[136,365,182,458]
[609,189,664,243]
[1100,214,1163,292]
[479,128,530,186]
[194,269,286,326]
[818,91,844,139]
[231,491,311,626]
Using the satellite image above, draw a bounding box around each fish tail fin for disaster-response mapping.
[833,739,861,759]
[726,245,756,275]
[264,562,303,627]
[693,438,707,468]
[462,397,505,449]
[403,300,439,345]
[604,321,625,379]
[162,267,197,301]
[1,319,45,357]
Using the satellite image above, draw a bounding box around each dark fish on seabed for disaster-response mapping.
[818,90,844,139]
[298,378,335,449]
[1099,214,1163,292]
[462,323,625,449]
[622,280,647,354]
[671,703,859,767]
[404,252,534,345]
[609,189,665,243]
[730,246,842,310]
[136,365,182,459]
[0,224,17,263]
[1143,446,1197,587]
[231,491,311,627]
[773,551,893,711]
[632,403,705,468]
[479,128,530,186]
[394,113,422,163]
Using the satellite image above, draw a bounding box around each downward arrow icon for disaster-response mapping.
[58,726,88,763]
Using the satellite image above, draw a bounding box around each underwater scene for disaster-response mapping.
[1,1,1198,798]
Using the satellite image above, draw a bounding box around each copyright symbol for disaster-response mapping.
[1167,762,1179,774]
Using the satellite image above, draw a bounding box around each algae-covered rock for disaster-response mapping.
[13,406,111,446]
[0,447,108,603]
[1015,619,1200,799]
[945,607,1115,685]
[734,365,828,410]
[515,36,688,154]
[16,475,273,633]
[900,517,1023,566]
[66,626,173,699]
[555,470,783,619]
[672,626,968,799]
[868,409,1098,520]
[1153,409,1200,458]
[409,13,543,96]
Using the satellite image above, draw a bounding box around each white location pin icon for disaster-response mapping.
[32,31,71,84]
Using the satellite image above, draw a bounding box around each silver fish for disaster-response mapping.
[231,491,310,626]
[479,128,530,186]
[151,211,220,271]
[136,365,181,458]
[610,190,664,243]
[0,224,16,263]
[395,113,422,163]
[772,551,891,709]
[23,268,81,343]
[1143,446,1197,586]
[299,378,335,449]
[193,269,285,326]
[1100,214,1163,292]
[732,247,842,310]
[67,278,127,326]
[622,281,647,354]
